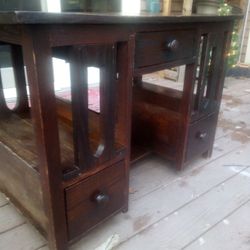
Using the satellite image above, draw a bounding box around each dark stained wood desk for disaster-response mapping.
[0,12,240,250]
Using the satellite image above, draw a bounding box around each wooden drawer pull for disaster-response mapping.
[94,193,110,205]
[198,132,208,140]
[166,39,179,51]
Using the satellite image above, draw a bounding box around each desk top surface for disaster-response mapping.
[0,11,242,25]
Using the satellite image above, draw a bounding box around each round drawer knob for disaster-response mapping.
[198,132,207,140]
[166,39,179,51]
[94,193,109,205]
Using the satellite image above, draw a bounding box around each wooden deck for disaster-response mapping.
[0,77,250,250]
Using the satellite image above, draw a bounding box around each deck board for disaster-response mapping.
[0,193,8,207]
[0,204,25,234]
[37,245,49,250]
[0,223,46,250]
[129,133,243,202]
[184,200,250,250]
[116,168,250,250]
[131,129,245,200]
[71,144,250,250]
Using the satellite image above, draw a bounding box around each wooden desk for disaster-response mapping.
[0,12,240,250]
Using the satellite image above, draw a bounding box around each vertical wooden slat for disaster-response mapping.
[22,25,68,250]
[196,32,225,115]
[98,45,116,161]
[205,37,223,102]
[69,44,117,172]
[70,46,93,170]
[0,43,9,115]
[0,70,9,115]
[196,34,211,112]
[10,44,29,113]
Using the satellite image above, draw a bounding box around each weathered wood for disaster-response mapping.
[0,112,72,172]
[0,193,8,207]
[116,168,250,250]
[130,132,243,201]
[185,200,250,250]
[216,101,250,139]
[0,223,46,250]
[0,141,47,233]
[0,204,25,233]
[38,246,49,250]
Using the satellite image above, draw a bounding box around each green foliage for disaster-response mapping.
[218,1,239,68]
[227,30,240,68]
[218,2,232,15]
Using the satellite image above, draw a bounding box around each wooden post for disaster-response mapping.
[116,36,135,212]
[176,63,197,170]
[22,26,68,250]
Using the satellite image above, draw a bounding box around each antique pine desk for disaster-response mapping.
[0,11,239,250]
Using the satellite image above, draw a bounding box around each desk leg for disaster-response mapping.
[22,27,68,250]
[177,63,197,170]
[117,36,135,212]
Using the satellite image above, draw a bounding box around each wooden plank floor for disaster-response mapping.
[0,77,250,250]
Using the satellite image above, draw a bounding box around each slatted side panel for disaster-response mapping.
[0,44,29,115]
[192,30,230,121]
[68,44,117,176]
[10,45,29,113]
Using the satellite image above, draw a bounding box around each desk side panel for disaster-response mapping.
[0,142,47,235]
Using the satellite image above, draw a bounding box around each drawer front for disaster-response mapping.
[65,161,125,239]
[135,29,196,68]
[185,113,218,162]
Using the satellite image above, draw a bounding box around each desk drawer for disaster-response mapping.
[65,161,125,239]
[135,29,196,68]
[185,113,217,162]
